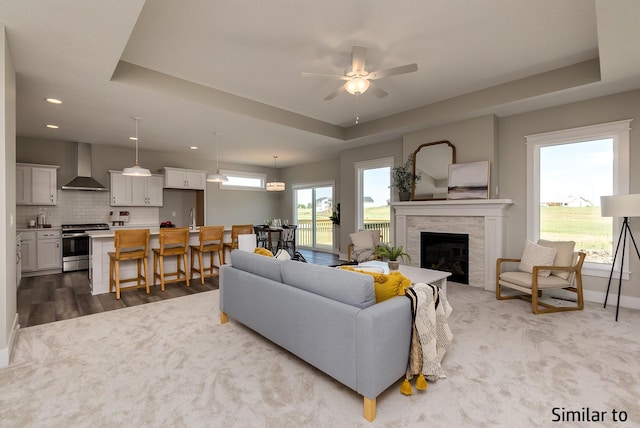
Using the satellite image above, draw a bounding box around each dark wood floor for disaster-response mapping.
[17,249,341,328]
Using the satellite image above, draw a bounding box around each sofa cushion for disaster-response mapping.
[340,267,412,303]
[280,261,376,309]
[537,239,575,280]
[230,250,283,283]
[518,240,557,277]
[254,247,274,257]
[350,230,375,251]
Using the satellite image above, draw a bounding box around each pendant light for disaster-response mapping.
[206,131,228,183]
[122,116,151,177]
[266,155,285,192]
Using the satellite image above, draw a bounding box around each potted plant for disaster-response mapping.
[391,154,421,201]
[377,243,411,270]
[329,203,340,226]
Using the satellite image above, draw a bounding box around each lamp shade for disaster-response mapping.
[206,171,228,183]
[600,194,640,217]
[266,181,286,192]
[122,165,151,177]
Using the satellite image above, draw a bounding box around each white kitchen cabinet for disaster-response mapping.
[110,170,163,206]
[21,229,62,276]
[16,163,59,205]
[163,167,206,190]
[20,231,37,272]
[36,230,62,270]
[132,175,164,206]
[110,171,132,206]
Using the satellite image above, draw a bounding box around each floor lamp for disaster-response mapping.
[600,194,640,321]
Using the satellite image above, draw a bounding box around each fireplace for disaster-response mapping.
[421,232,469,284]
[392,199,512,290]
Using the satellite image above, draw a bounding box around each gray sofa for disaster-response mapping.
[220,250,412,422]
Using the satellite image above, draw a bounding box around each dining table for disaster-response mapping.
[256,226,283,253]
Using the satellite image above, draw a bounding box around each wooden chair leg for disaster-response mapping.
[159,254,165,291]
[189,248,195,281]
[115,261,121,300]
[198,251,205,285]
[363,397,376,422]
[109,258,114,293]
[143,257,150,294]
[183,253,189,286]
[220,311,228,324]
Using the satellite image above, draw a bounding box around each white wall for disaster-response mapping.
[1,25,18,367]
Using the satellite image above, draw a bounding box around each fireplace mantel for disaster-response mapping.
[391,199,513,290]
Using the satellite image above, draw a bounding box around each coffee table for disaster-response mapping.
[357,261,452,295]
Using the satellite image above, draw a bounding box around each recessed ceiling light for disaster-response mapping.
[45,98,62,104]
[190,146,198,150]
[46,124,59,129]
[129,136,138,141]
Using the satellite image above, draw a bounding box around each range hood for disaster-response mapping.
[61,142,108,191]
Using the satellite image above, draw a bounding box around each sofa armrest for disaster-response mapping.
[356,296,412,399]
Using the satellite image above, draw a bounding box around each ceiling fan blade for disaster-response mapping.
[323,85,346,101]
[302,72,349,80]
[368,82,388,98]
[351,46,367,74]
[368,63,418,80]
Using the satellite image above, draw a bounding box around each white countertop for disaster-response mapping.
[87,226,201,239]
[17,226,61,232]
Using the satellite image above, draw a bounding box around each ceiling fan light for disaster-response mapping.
[345,77,370,95]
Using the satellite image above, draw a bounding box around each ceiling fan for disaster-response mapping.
[302,46,418,101]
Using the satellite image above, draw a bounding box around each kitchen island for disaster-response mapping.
[87,227,230,296]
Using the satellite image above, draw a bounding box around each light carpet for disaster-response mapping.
[1,283,639,427]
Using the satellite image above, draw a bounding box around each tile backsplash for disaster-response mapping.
[16,190,160,227]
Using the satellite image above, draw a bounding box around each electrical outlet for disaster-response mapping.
[171,211,176,217]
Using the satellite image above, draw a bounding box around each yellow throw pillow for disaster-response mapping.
[254,247,274,257]
[341,267,411,303]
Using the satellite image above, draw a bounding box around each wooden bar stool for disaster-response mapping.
[222,224,254,263]
[109,229,150,299]
[190,225,224,285]
[153,227,190,291]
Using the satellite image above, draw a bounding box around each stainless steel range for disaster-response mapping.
[61,223,110,272]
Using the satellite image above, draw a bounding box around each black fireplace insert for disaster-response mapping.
[421,232,469,284]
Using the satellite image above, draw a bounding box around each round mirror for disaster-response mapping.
[411,140,456,200]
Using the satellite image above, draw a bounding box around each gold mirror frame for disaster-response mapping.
[411,140,456,201]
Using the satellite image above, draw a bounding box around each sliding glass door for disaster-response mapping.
[294,183,334,251]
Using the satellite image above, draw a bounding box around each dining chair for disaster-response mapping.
[190,225,224,285]
[109,229,150,299]
[223,224,254,263]
[152,227,190,291]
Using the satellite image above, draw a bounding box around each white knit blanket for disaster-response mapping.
[405,282,453,381]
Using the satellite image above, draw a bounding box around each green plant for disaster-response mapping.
[390,154,421,193]
[377,243,411,262]
[329,203,340,225]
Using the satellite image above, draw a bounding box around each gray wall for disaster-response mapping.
[498,89,640,299]
[403,115,499,198]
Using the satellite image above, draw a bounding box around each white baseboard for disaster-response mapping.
[0,314,20,368]
[583,289,640,311]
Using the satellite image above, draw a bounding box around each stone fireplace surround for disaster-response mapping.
[391,199,512,290]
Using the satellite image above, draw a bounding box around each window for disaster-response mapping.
[218,169,266,191]
[293,182,334,250]
[355,157,393,242]
[526,120,632,277]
